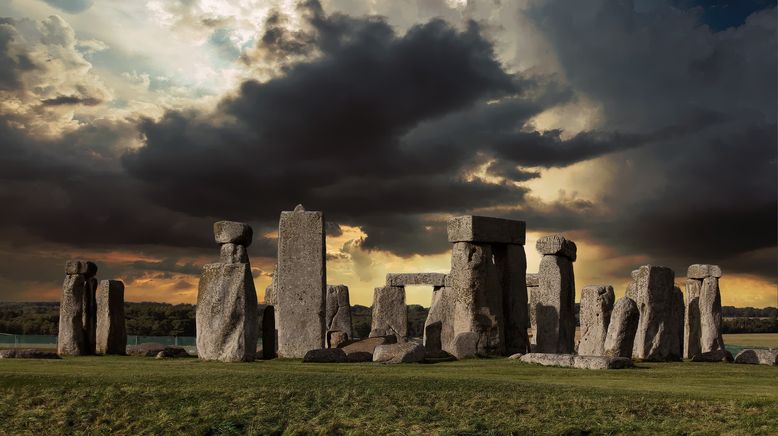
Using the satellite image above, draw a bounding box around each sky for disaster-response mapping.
[0,0,775,308]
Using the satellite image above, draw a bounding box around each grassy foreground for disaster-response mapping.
[0,357,776,435]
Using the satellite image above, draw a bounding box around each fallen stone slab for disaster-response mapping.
[447,215,526,244]
[691,349,733,362]
[127,343,190,357]
[373,342,425,364]
[213,221,253,246]
[687,264,722,279]
[519,353,633,369]
[386,272,447,287]
[0,349,61,359]
[535,234,577,261]
[303,348,347,363]
[734,349,778,366]
[340,336,397,362]
[508,353,523,360]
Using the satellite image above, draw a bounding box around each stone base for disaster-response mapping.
[519,353,633,370]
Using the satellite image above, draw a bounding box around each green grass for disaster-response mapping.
[724,333,778,349]
[0,357,776,435]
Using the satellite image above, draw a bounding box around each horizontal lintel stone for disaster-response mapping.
[447,216,526,245]
[386,273,447,287]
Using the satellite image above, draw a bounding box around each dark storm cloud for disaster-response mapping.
[40,94,102,106]
[525,1,777,279]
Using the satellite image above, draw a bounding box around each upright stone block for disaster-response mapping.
[82,275,98,355]
[603,297,639,358]
[276,205,326,358]
[449,242,505,356]
[578,285,615,356]
[58,274,86,356]
[498,244,530,354]
[196,263,258,362]
[326,284,353,343]
[447,216,526,244]
[534,253,576,354]
[670,286,685,359]
[632,265,681,361]
[262,306,276,359]
[527,273,539,347]
[423,286,455,356]
[684,278,702,359]
[699,276,725,353]
[370,286,407,339]
[96,280,126,355]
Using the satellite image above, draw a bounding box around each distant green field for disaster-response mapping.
[0,357,776,434]
[724,333,778,348]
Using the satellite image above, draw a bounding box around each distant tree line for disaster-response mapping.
[1,302,775,336]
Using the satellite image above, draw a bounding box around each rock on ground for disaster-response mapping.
[127,343,190,357]
[734,349,778,366]
[691,349,733,362]
[373,342,426,363]
[519,353,632,369]
[196,263,258,362]
[603,297,639,358]
[578,285,615,356]
[340,336,397,362]
[0,349,61,359]
[276,206,326,358]
[303,348,347,363]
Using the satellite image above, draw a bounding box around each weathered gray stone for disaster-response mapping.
[303,348,347,363]
[684,278,702,359]
[262,305,276,359]
[449,242,504,356]
[534,254,576,354]
[58,274,86,356]
[526,273,539,287]
[64,260,89,275]
[603,297,639,358]
[327,331,349,348]
[528,286,540,346]
[127,343,189,357]
[325,284,352,340]
[734,349,778,366]
[196,263,258,362]
[276,206,326,358]
[386,272,447,287]
[535,234,577,261]
[519,352,575,367]
[96,280,126,355]
[369,286,407,339]
[630,269,640,281]
[632,265,682,361]
[699,276,725,353]
[423,286,455,356]
[500,244,530,355]
[0,349,61,359]
[687,264,722,279]
[447,215,526,244]
[508,353,523,360]
[82,276,97,355]
[578,285,615,356]
[220,243,248,264]
[625,281,637,301]
[691,349,733,362]
[373,342,426,363]
[213,221,253,246]
[451,332,479,359]
[671,286,685,359]
[340,336,397,362]
[264,282,276,305]
[519,353,632,369]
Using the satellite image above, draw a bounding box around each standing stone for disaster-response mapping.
[499,244,530,355]
[276,205,326,358]
[81,262,98,355]
[699,276,725,353]
[370,286,407,340]
[684,278,702,359]
[196,221,258,362]
[534,235,576,354]
[578,285,615,356]
[325,284,352,342]
[449,242,504,355]
[632,265,681,361]
[96,280,126,355]
[262,306,276,359]
[603,297,639,358]
[527,273,539,347]
[58,272,86,356]
[670,286,685,359]
[625,269,639,301]
[423,286,455,356]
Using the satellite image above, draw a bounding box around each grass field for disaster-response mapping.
[724,333,778,348]
[0,356,776,435]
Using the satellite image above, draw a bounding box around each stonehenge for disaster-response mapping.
[370,286,407,340]
[526,273,539,347]
[631,265,683,361]
[577,285,615,356]
[603,297,639,358]
[196,221,258,362]
[326,284,353,346]
[96,280,126,355]
[58,260,99,356]
[533,235,577,354]
[275,205,327,358]
[684,265,726,359]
